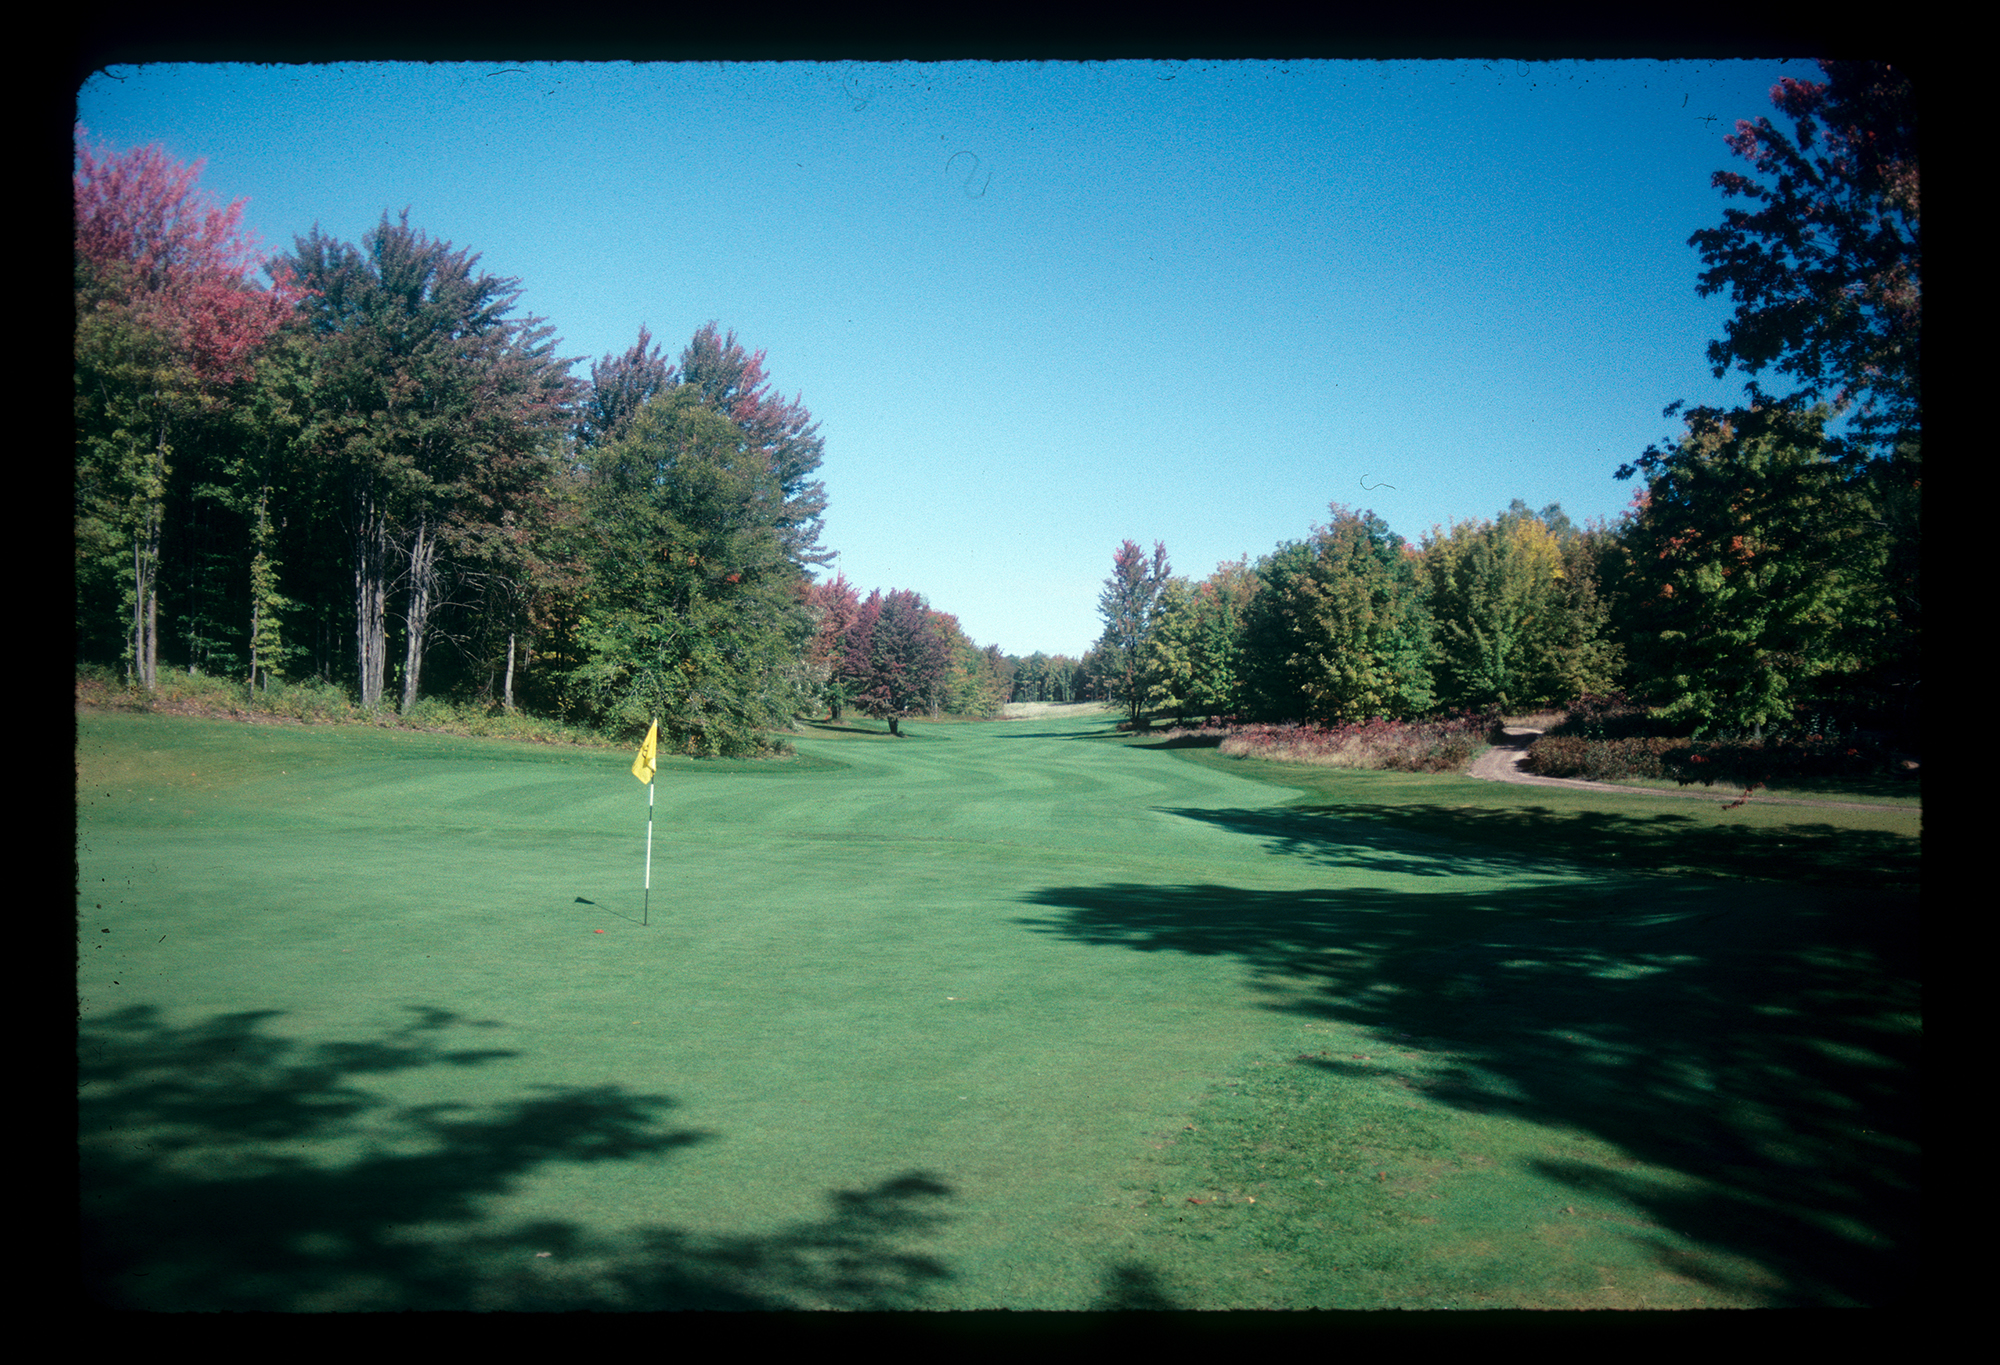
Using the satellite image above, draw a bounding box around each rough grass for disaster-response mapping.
[78,665,629,751]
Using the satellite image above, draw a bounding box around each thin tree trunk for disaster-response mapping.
[354,483,390,710]
[400,513,438,715]
[131,505,162,691]
[503,632,516,711]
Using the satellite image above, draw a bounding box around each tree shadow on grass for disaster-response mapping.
[1157,798,1919,891]
[79,1004,954,1311]
[1016,872,1918,1307]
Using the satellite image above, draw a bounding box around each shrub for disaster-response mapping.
[1193,710,1495,773]
[1525,728,1912,787]
[1524,735,1689,781]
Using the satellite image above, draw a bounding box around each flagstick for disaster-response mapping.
[643,780,654,927]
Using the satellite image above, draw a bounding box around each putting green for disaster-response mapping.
[75,710,1917,1310]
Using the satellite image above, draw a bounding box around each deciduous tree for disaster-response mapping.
[276,212,576,711]
[1689,60,1918,457]
[1242,507,1433,724]
[572,385,812,754]
[1420,505,1617,713]
[839,589,952,735]
[1633,61,1920,734]
[576,324,673,454]
[1617,402,1889,737]
[677,323,831,576]
[803,572,863,719]
[74,131,299,689]
[1094,540,1171,728]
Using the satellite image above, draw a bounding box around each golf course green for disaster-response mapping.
[76,707,1919,1310]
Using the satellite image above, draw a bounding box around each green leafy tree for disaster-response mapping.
[572,386,812,755]
[1617,402,1889,737]
[1094,540,1171,728]
[927,610,1007,718]
[1690,61,1918,459]
[1242,506,1434,724]
[1683,61,1918,729]
[276,212,576,712]
[676,322,831,577]
[1138,578,1202,723]
[1140,562,1256,723]
[1420,505,1617,712]
[1631,61,1920,733]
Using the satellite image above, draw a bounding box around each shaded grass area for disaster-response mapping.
[1600,773,1920,808]
[1011,746,1920,1308]
[1020,876,1919,1308]
[1162,749,1920,892]
[79,1004,953,1311]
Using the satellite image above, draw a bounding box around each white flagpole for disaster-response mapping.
[643,780,654,927]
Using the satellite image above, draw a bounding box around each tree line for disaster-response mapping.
[73,132,1044,754]
[78,62,1914,753]
[1090,63,1918,743]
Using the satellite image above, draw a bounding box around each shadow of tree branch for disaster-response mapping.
[80,1005,955,1311]
[1155,797,1919,891]
[1016,869,1918,1306]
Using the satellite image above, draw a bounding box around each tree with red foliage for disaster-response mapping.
[677,322,831,575]
[840,589,952,735]
[75,130,301,690]
[577,324,674,454]
[804,571,863,719]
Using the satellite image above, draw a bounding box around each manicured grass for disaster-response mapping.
[75,706,1918,1309]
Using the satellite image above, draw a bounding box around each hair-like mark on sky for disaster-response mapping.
[947,150,990,199]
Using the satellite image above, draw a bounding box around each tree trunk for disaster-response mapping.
[131,507,161,691]
[128,427,167,692]
[888,716,900,735]
[399,514,439,715]
[353,484,391,710]
[503,632,517,711]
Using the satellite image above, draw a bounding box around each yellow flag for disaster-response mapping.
[631,719,658,785]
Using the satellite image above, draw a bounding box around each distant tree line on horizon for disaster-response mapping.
[76,61,1915,754]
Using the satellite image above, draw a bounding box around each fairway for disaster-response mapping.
[75,709,1918,1310]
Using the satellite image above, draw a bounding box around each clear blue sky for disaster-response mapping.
[76,58,1818,659]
